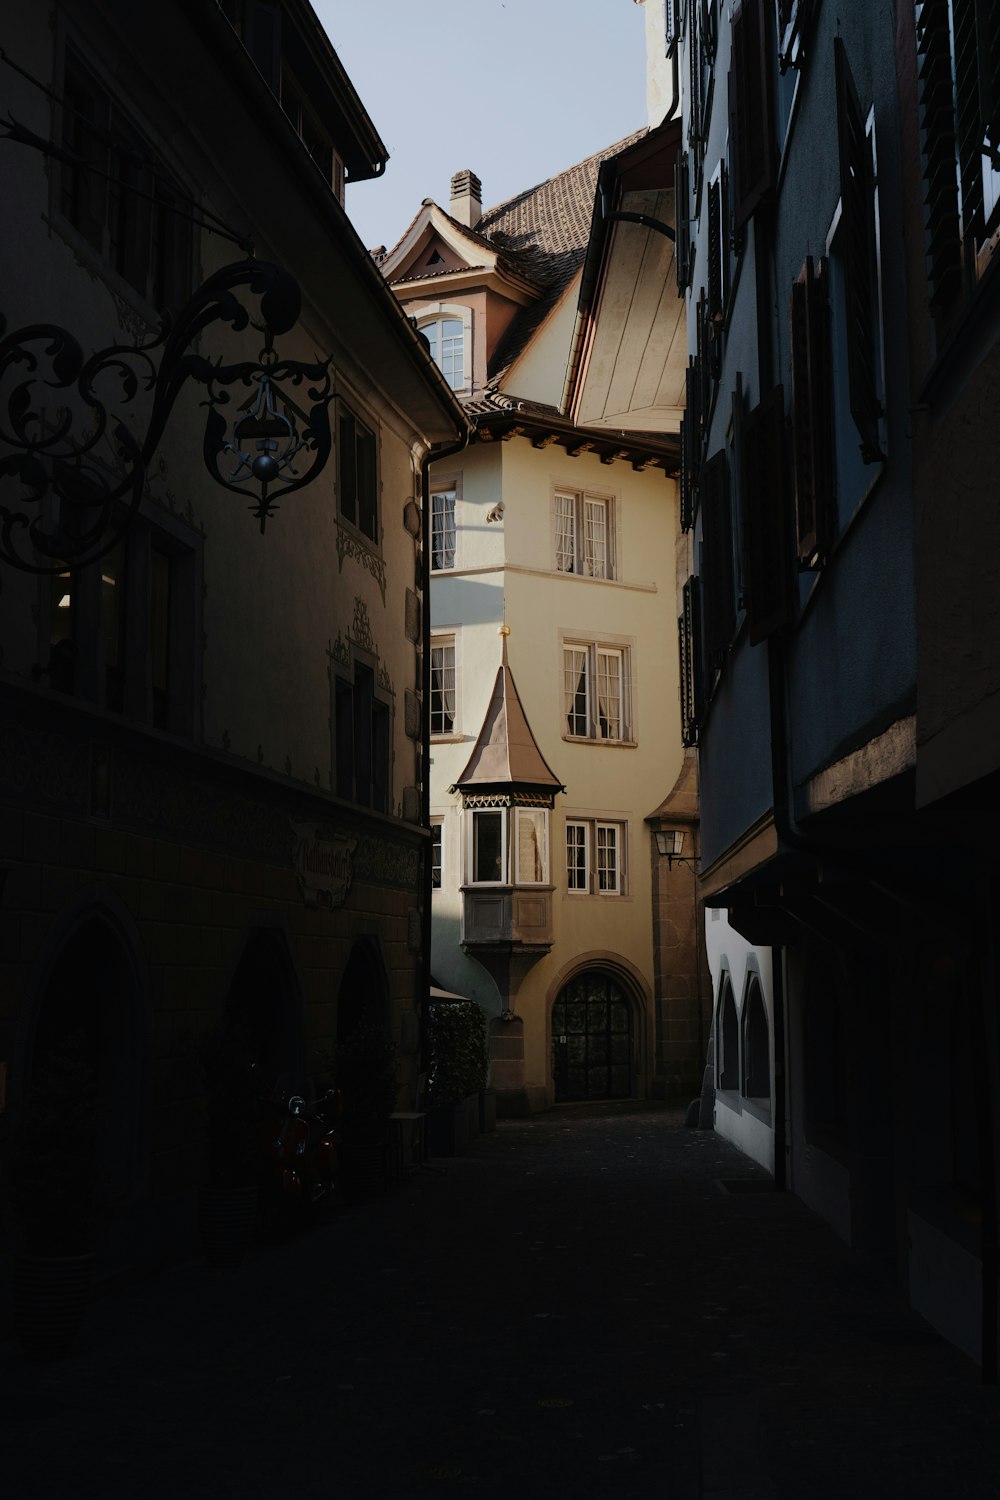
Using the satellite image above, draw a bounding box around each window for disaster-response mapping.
[60,52,192,311]
[915,0,1000,309]
[471,808,506,883]
[834,40,886,465]
[790,257,834,568]
[430,488,457,571]
[554,490,615,578]
[730,0,777,230]
[424,319,465,390]
[564,819,627,895]
[514,807,549,884]
[45,519,196,732]
[679,575,703,748]
[430,636,456,736]
[338,402,378,542]
[742,975,771,1109]
[562,641,632,742]
[334,658,390,811]
[430,820,443,890]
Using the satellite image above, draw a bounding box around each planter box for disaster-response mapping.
[479,1088,497,1134]
[428,1100,471,1158]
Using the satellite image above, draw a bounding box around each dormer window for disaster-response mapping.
[425,319,465,390]
[416,303,473,395]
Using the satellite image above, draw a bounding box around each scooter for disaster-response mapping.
[257,1085,342,1233]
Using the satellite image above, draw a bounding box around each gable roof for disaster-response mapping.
[480,129,647,383]
[382,129,648,386]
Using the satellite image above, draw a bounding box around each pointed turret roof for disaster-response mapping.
[451,635,563,795]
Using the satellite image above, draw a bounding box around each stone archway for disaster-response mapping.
[336,937,390,1044]
[26,908,148,1268]
[224,929,303,1090]
[551,969,637,1102]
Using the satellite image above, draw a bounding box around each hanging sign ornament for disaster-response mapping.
[0,259,333,573]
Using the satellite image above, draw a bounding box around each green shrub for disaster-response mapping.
[428,999,489,1107]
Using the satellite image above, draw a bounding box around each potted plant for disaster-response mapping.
[329,1018,397,1202]
[198,1023,261,1267]
[1,1041,98,1359]
[427,998,489,1157]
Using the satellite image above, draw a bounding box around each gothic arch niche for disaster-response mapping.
[742,974,770,1109]
[337,937,390,1044]
[224,928,303,1090]
[551,966,640,1102]
[717,973,739,1091]
[26,905,149,1263]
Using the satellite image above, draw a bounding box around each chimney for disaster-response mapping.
[450,169,482,228]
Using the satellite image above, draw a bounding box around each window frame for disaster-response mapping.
[430,484,458,572]
[468,806,508,886]
[430,818,444,891]
[337,398,379,544]
[564,817,628,896]
[333,650,392,812]
[415,303,473,396]
[57,44,193,314]
[429,633,458,738]
[561,637,634,744]
[513,805,550,886]
[553,486,617,579]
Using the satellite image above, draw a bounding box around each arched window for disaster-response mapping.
[424,318,465,390]
[742,974,770,1109]
[718,974,739,1091]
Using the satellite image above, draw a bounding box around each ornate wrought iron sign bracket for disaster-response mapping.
[0,259,334,573]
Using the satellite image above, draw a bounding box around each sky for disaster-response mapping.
[314,0,649,255]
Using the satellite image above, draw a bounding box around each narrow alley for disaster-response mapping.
[5,1106,1000,1499]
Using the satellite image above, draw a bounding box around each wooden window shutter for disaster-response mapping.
[685,359,702,455]
[915,0,962,311]
[977,0,1000,162]
[707,173,723,321]
[742,385,793,644]
[679,575,704,746]
[245,1,282,95]
[680,417,694,531]
[776,0,815,72]
[701,451,735,667]
[675,151,692,293]
[665,0,680,53]
[790,257,834,569]
[731,0,776,230]
[953,0,987,241]
[834,38,884,464]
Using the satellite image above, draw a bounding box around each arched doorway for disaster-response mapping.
[27,914,146,1265]
[551,970,634,1102]
[225,930,302,1089]
[337,938,390,1044]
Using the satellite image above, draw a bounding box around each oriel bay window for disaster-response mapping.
[563,640,632,742]
[466,802,552,886]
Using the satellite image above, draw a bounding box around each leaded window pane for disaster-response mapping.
[431,489,456,570]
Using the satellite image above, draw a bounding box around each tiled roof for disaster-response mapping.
[477,128,647,381]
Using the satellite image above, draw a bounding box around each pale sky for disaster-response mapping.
[314,0,648,254]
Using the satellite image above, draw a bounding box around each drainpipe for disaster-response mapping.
[417,428,471,1086]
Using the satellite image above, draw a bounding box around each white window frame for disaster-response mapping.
[553,487,616,578]
[430,633,457,737]
[430,817,444,891]
[564,818,627,896]
[416,302,473,397]
[562,638,633,743]
[513,806,550,885]
[430,485,457,571]
[467,806,508,885]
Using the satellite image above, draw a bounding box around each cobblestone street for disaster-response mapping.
[5,1105,1000,1499]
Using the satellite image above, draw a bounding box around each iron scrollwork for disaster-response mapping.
[0,259,333,573]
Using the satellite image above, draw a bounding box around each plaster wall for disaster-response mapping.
[638,0,678,128]
[429,434,681,1103]
[501,278,580,409]
[705,914,775,1172]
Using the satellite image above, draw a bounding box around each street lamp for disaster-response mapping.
[654,828,689,866]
